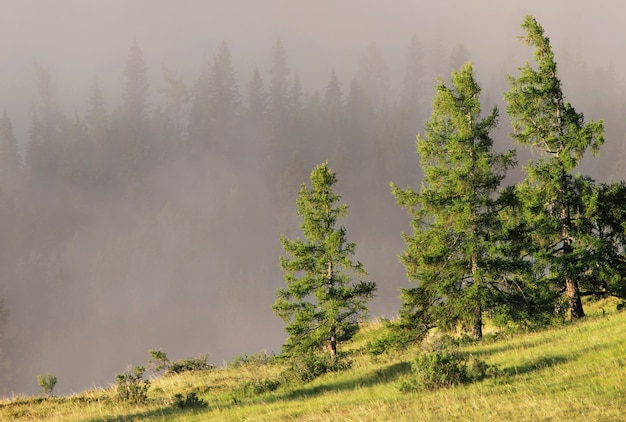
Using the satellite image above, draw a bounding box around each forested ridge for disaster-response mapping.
[1,14,626,397]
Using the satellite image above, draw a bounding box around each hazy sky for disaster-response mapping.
[1,1,624,121]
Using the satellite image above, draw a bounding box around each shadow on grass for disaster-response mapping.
[468,335,560,359]
[284,361,411,401]
[503,354,570,377]
[85,404,204,422]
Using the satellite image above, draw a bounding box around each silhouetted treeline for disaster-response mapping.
[0,34,624,396]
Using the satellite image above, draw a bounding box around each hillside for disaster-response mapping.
[2,298,626,421]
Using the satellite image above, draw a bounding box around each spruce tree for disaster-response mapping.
[392,62,516,339]
[121,39,150,131]
[0,113,21,195]
[269,38,290,131]
[504,16,604,319]
[273,162,376,361]
[207,40,241,151]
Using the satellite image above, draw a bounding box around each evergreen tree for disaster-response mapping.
[504,16,604,319]
[323,71,344,126]
[243,67,270,165]
[85,78,112,190]
[584,181,626,299]
[0,113,21,195]
[114,40,151,183]
[392,62,516,339]
[24,64,64,187]
[121,39,150,133]
[245,67,268,121]
[206,41,240,153]
[288,73,304,124]
[268,38,290,131]
[188,57,212,154]
[273,162,376,360]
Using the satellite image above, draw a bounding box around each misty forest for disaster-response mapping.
[2,2,626,405]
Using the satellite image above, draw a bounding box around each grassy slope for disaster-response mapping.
[2,299,626,421]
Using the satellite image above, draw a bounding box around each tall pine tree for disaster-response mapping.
[392,62,517,339]
[504,16,604,319]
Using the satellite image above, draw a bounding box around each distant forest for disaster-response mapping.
[0,33,625,396]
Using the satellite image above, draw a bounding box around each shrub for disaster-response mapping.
[228,351,276,368]
[240,378,281,396]
[148,349,170,374]
[426,333,473,352]
[147,350,214,375]
[367,327,414,356]
[116,365,150,404]
[399,350,498,392]
[37,372,57,397]
[168,354,214,374]
[282,352,352,384]
[171,392,207,409]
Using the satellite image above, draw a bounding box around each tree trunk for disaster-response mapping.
[561,204,585,319]
[472,311,483,340]
[566,278,585,319]
[327,260,337,360]
[330,325,337,362]
[471,253,483,339]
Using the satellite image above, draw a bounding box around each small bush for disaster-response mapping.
[466,354,502,380]
[282,352,352,384]
[399,350,498,392]
[367,327,415,356]
[426,333,474,353]
[287,353,331,383]
[171,392,207,409]
[37,372,57,397]
[228,351,276,368]
[240,378,281,396]
[168,354,215,374]
[148,349,170,375]
[116,365,150,404]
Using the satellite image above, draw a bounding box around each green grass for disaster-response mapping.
[2,299,626,421]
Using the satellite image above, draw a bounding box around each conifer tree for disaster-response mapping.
[269,38,290,131]
[207,40,240,151]
[323,71,344,125]
[505,16,604,319]
[273,162,376,360]
[245,67,267,121]
[115,40,151,182]
[392,63,516,339]
[0,113,21,195]
[288,73,304,123]
[121,39,150,132]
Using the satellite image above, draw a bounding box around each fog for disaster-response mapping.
[0,1,624,396]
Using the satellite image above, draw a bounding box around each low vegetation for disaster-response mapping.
[1,298,625,421]
[36,373,57,398]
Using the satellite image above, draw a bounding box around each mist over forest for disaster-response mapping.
[0,1,625,396]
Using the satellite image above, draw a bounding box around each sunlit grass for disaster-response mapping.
[2,298,626,421]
